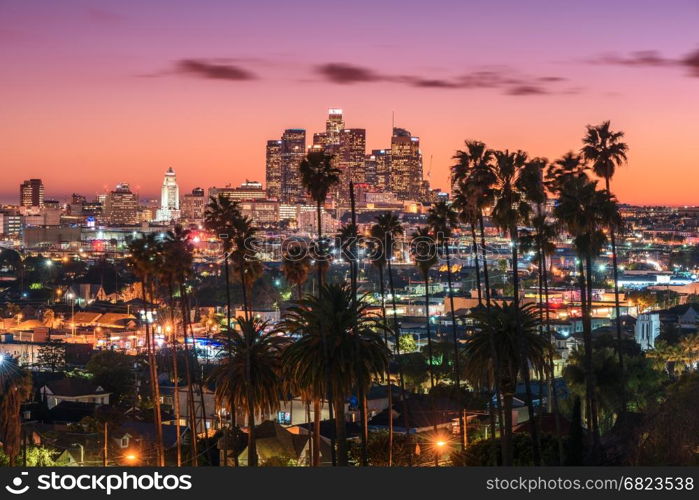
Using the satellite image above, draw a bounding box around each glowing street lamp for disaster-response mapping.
[66,292,76,337]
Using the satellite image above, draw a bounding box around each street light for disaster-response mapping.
[66,292,76,337]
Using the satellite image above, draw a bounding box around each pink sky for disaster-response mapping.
[1,0,697,205]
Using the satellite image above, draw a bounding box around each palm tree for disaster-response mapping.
[491,149,541,464]
[298,150,341,464]
[210,317,286,466]
[426,201,467,450]
[465,302,548,466]
[553,174,621,458]
[204,194,241,345]
[372,212,412,464]
[127,233,165,466]
[411,227,438,389]
[299,151,341,289]
[0,357,32,466]
[281,241,313,300]
[228,213,263,319]
[280,284,389,466]
[581,121,629,370]
[451,182,482,304]
[519,157,564,464]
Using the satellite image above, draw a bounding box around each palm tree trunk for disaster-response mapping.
[502,390,514,466]
[167,283,182,467]
[585,255,601,456]
[316,198,336,466]
[142,279,164,466]
[605,176,626,407]
[178,284,199,466]
[444,243,465,450]
[313,398,321,466]
[247,393,257,466]
[542,252,563,465]
[578,258,595,450]
[334,394,348,466]
[470,224,482,304]
[511,227,541,465]
[424,276,435,389]
[387,256,412,466]
[479,213,506,454]
[222,254,238,466]
[378,265,394,466]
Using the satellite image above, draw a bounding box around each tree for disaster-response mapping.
[210,317,286,467]
[553,173,621,458]
[85,350,134,402]
[411,227,438,389]
[281,241,313,300]
[491,148,541,464]
[36,340,66,372]
[0,357,32,466]
[126,233,165,466]
[427,200,466,450]
[581,121,628,371]
[370,211,410,465]
[280,284,389,466]
[464,302,548,466]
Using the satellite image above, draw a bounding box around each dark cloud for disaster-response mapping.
[587,48,699,77]
[314,63,564,95]
[175,59,257,81]
[316,63,382,84]
[681,49,699,76]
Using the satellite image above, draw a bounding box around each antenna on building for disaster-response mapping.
[391,111,395,132]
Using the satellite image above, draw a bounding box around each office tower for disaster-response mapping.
[325,108,344,146]
[104,183,139,226]
[19,179,44,208]
[337,128,366,199]
[181,187,206,223]
[369,149,391,192]
[265,140,282,200]
[156,167,180,222]
[390,127,423,200]
[280,129,306,203]
[210,181,266,202]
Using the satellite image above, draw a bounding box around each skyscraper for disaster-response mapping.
[325,108,344,146]
[19,179,44,208]
[104,183,138,226]
[156,167,180,222]
[369,149,391,192]
[280,129,306,203]
[265,140,282,200]
[181,187,206,223]
[337,128,366,199]
[390,127,422,200]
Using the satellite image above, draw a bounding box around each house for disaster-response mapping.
[231,420,332,466]
[40,379,110,409]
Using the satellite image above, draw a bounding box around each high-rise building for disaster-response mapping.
[210,181,266,202]
[337,128,366,199]
[325,108,344,145]
[390,128,422,200]
[265,140,282,200]
[19,179,44,208]
[104,183,139,226]
[280,129,306,203]
[369,149,391,191]
[156,167,180,221]
[181,187,206,223]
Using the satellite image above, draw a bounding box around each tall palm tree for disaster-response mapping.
[491,149,541,464]
[127,233,165,466]
[281,241,313,300]
[372,212,412,464]
[299,151,341,289]
[581,121,629,370]
[411,227,438,389]
[281,284,389,466]
[426,201,467,450]
[299,151,341,465]
[204,194,240,333]
[210,317,286,466]
[465,302,548,466]
[0,357,32,466]
[451,182,482,304]
[229,213,263,319]
[553,174,621,459]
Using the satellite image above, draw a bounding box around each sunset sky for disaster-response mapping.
[1,0,697,205]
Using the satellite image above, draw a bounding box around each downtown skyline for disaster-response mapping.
[1,0,698,205]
